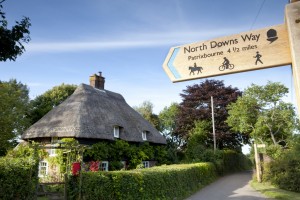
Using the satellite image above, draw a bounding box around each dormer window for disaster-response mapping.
[114,126,120,138]
[142,131,148,141]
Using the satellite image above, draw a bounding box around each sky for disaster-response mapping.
[1,0,296,116]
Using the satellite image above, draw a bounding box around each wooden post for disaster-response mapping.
[286,1,300,115]
[64,173,68,200]
[254,143,262,182]
[211,96,216,153]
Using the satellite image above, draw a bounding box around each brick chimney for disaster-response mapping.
[89,72,105,90]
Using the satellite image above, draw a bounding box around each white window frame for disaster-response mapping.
[114,126,120,138]
[142,161,150,168]
[100,161,109,171]
[142,131,148,141]
[49,137,59,156]
[38,161,48,177]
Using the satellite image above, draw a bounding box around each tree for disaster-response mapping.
[133,101,160,130]
[28,84,77,125]
[158,103,183,163]
[226,81,298,146]
[0,0,31,61]
[159,103,181,144]
[174,79,243,150]
[185,120,212,161]
[0,79,30,155]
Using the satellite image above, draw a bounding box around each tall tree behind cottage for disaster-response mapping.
[0,79,30,156]
[174,79,245,150]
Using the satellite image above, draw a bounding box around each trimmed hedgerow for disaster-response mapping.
[0,157,38,200]
[67,162,217,200]
[221,150,252,174]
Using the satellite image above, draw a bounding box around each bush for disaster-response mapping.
[264,139,300,192]
[185,147,252,175]
[0,157,38,199]
[222,150,252,174]
[67,162,217,200]
[84,140,169,169]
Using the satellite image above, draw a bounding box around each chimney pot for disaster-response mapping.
[89,72,105,90]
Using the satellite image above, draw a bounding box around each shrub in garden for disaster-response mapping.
[0,157,38,200]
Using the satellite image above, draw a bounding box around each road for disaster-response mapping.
[185,171,269,200]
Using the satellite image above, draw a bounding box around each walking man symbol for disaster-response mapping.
[254,51,263,65]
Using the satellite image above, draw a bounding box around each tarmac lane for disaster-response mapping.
[185,171,269,200]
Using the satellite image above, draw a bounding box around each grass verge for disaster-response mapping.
[250,180,300,200]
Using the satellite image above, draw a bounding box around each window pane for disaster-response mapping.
[114,126,119,138]
[39,161,48,177]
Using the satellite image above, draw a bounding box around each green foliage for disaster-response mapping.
[49,138,81,175]
[158,103,182,163]
[28,83,77,125]
[0,79,30,155]
[263,136,300,192]
[0,0,31,61]
[265,144,283,160]
[185,140,252,176]
[185,120,211,159]
[67,162,217,200]
[0,157,38,199]
[227,81,298,146]
[5,141,46,160]
[85,141,110,161]
[184,120,251,174]
[158,103,179,134]
[221,150,252,174]
[84,140,168,170]
[133,100,160,130]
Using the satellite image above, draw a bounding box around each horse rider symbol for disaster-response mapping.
[189,63,203,75]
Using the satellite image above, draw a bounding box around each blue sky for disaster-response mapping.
[1,0,295,115]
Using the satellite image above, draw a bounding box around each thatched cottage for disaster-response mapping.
[22,72,166,176]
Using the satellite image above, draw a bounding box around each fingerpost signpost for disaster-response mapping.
[163,1,300,115]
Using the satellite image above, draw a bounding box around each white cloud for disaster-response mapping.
[27,28,245,53]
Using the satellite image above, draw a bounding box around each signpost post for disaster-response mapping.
[286,1,300,115]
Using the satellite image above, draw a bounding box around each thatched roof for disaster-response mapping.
[22,84,166,144]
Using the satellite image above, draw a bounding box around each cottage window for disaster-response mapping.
[142,131,148,141]
[38,161,48,177]
[142,161,150,168]
[50,137,59,156]
[100,161,109,171]
[113,126,120,138]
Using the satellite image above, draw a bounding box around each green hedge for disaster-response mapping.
[0,157,38,200]
[185,148,252,175]
[68,162,217,200]
[220,150,252,174]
